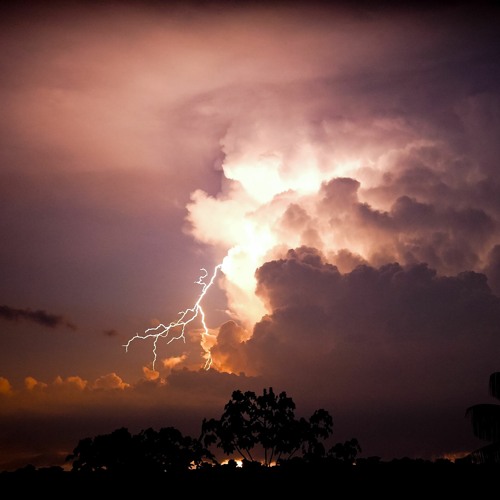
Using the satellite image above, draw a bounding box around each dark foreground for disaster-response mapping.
[1,459,498,497]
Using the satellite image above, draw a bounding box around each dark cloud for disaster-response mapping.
[254,248,500,343]
[103,329,119,337]
[483,244,500,297]
[0,305,76,330]
[207,248,500,458]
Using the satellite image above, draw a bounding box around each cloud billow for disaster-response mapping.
[254,248,500,342]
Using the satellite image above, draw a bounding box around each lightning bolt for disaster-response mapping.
[123,264,223,371]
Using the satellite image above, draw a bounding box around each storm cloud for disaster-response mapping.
[0,0,499,470]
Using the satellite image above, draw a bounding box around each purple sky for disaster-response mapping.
[1,0,500,470]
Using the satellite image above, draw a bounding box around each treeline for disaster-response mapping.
[3,380,500,485]
[2,386,500,496]
[65,387,361,473]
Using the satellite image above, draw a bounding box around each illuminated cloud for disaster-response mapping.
[162,355,187,371]
[186,79,500,344]
[209,320,249,374]
[53,376,88,391]
[142,366,160,381]
[21,374,130,393]
[24,376,48,391]
[92,372,130,390]
[0,377,13,396]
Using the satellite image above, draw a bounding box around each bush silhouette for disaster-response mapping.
[66,426,214,473]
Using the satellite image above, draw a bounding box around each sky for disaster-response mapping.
[1,0,500,471]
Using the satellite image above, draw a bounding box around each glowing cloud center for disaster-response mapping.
[187,147,366,330]
[124,140,368,372]
[123,264,222,371]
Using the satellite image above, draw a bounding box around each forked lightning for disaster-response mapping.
[123,264,222,371]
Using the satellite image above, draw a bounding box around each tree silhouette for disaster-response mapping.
[134,427,214,473]
[328,438,362,464]
[465,371,500,464]
[200,387,333,466]
[298,409,336,462]
[66,426,214,473]
[67,427,137,473]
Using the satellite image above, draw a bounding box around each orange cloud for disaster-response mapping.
[142,366,160,381]
[54,375,88,391]
[0,377,13,395]
[92,372,130,390]
[24,376,48,391]
[162,355,187,370]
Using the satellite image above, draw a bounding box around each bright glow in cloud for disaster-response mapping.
[186,105,500,340]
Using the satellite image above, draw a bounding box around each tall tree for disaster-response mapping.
[201,387,333,466]
[465,372,500,463]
